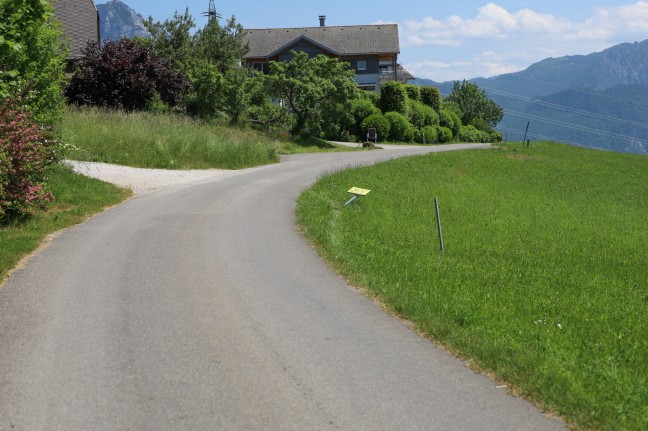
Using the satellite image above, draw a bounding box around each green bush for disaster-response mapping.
[470,117,491,132]
[404,84,421,102]
[436,125,453,143]
[421,125,438,144]
[440,109,461,136]
[457,125,491,143]
[360,113,390,142]
[351,98,381,136]
[420,86,441,111]
[380,81,408,116]
[490,130,503,142]
[363,91,380,107]
[385,111,415,142]
[408,100,439,129]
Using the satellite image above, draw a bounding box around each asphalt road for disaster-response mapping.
[0,145,566,430]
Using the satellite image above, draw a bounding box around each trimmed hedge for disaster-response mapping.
[385,112,415,142]
[360,113,390,142]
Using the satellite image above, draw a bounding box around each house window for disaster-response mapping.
[357,61,367,71]
[252,62,265,72]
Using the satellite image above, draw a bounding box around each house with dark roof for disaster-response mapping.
[53,0,100,62]
[243,17,412,94]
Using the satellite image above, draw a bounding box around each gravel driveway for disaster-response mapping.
[65,160,249,194]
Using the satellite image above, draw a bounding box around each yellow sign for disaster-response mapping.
[348,187,371,196]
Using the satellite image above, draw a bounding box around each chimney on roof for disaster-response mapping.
[319,15,326,27]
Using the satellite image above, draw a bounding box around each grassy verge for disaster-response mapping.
[62,108,359,170]
[0,163,131,283]
[296,142,648,430]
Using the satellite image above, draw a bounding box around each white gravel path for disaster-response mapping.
[65,160,248,195]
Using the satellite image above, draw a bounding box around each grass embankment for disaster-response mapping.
[296,142,647,430]
[62,108,358,169]
[1,164,130,283]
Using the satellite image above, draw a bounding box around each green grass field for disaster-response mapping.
[296,142,648,430]
[0,164,131,283]
[62,108,358,170]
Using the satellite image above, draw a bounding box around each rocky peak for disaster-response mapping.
[96,0,150,42]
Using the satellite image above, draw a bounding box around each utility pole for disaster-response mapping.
[203,0,221,23]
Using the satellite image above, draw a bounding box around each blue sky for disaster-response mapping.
[97,0,648,81]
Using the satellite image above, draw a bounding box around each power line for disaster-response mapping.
[483,87,648,130]
[504,110,648,146]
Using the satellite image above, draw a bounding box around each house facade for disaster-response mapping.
[53,0,100,62]
[243,18,411,94]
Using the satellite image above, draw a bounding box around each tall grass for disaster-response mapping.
[62,107,279,169]
[1,163,130,282]
[296,142,648,430]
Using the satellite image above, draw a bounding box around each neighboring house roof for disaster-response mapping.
[244,24,400,59]
[54,0,100,59]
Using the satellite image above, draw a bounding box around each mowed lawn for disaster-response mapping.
[296,142,648,430]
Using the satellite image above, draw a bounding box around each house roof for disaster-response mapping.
[243,24,400,59]
[53,0,100,59]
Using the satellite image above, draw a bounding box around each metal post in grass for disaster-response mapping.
[434,197,444,254]
[522,121,530,145]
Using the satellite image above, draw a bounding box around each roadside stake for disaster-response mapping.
[345,187,371,206]
[435,197,444,254]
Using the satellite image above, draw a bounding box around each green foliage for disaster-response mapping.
[184,59,223,118]
[350,98,381,136]
[436,125,453,143]
[457,125,491,143]
[420,86,441,111]
[379,81,408,116]
[469,117,491,132]
[384,111,415,142]
[320,102,355,141]
[363,90,380,107]
[145,92,170,114]
[247,101,292,133]
[0,99,57,223]
[360,113,390,142]
[421,125,438,144]
[408,100,439,129]
[143,9,196,70]
[439,109,461,137]
[144,11,249,119]
[490,130,503,142]
[193,16,249,75]
[265,52,359,136]
[0,0,66,127]
[404,83,420,102]
[447,80,504,127]
[66,39,191,111]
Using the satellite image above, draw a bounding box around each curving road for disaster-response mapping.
[0,145,566,430]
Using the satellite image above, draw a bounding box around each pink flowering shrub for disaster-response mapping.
[0,99,57,222]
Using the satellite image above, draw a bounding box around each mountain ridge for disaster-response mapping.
[96,0,150,42]
[412,40,648,155]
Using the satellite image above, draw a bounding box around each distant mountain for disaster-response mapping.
[97,0,150,42]
[412,41,648,155]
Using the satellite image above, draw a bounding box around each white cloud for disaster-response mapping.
[400,1,648,80]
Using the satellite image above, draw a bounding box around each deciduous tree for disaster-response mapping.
[265,52,359,136]
[446,80,503,128]
[0,0,66,126]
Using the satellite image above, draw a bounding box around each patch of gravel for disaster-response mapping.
[65,160,247,194]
